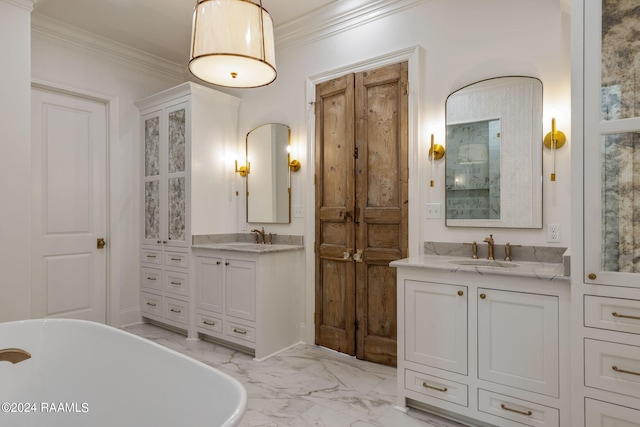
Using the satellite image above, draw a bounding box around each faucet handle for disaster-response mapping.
[504,242,522,261]
[463,241,479,259]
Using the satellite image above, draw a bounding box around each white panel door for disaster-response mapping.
[31,87,107,323]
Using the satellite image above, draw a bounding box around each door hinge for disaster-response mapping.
[354,146,359,159]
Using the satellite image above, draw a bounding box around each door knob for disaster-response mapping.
[353,249,363,263]
[97,238,106,249]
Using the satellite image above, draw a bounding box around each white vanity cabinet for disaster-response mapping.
[136,82,240,333]
[572,1,640,425]
[395,261,570,427]
[193,246,303,360]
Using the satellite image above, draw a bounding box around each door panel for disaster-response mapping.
[315,74,356,356]
[315,62,408,366]
[31,88,107,322]
[355,62,408,366]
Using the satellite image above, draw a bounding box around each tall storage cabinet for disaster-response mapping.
[572,1,640,425]
[136,82,241,333]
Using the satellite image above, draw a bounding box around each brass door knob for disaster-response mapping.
[97,238,106,249]
[458,290,464,296]
[480,293,486,299]
[588,273,597,280]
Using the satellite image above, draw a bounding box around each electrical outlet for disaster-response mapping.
[547,224,561,242]
[425,203,441,219]
[293,205,304,218]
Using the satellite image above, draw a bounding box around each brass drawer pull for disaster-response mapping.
[457,290,464,296]
[480,293,486,299]
[588,273,597,280]
[146,255,157,259]
[612,365,640,376]
[146,302,157,307]
[422,382,447,392]
[146,277,157,281]
[170,281,182,286]
[170,257,182,261]
[612,312,640,321]
[202,320,216,326]
[170,308,181,314]
[233,328,247,335]
[216,261,221,265]
[500,404,532,416]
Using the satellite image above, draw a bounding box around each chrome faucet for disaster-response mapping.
[251,227,266,244]
[0,348,31,364]
[483,234,495,260]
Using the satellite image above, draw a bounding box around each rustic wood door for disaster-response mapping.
[315,62,408,366]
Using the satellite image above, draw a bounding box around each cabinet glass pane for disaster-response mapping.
[168,109,186,173]
[144,180,160,240]
[144,116,160,177]
[602,132,640,272]
[168,177,185,241]
[601,0,640,120]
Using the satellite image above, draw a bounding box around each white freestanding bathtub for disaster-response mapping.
[0,319,246,427]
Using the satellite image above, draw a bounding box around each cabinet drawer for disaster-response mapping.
[404,369,468,407]
[165,251,189,268]
[141,248,162,265]
[478,389,558,427]
[141,267,162,291]
[585,398,640,427]
[141,292,162,317]
[163,297,189,325]
[225,321,256,343]
[164,270,189,297]
[585,295,640,335]
[196,313,223,334]
[585,339,640,399]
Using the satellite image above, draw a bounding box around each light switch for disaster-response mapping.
[425,203,441,219]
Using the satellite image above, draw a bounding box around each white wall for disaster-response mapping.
[233,0,572,343]
[30,17,184,326]
[0,0,34,323]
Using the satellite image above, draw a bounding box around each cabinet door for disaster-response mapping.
[226,259,256,321]
[165,101,189,247]
[585,398,640,427]
[142,109,162,246]
[477,289,559,397]
[583,0,640,287]
[405,280,467,375]
[196,256,224,314]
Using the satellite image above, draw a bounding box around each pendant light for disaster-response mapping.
[189,0,277,88]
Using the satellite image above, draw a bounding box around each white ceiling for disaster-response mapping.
[33,0,341,64]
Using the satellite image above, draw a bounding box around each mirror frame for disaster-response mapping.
[245,123,291,224]
[445,76,543,228]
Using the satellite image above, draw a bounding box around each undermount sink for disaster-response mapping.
[225,242,268,249]
[448,259,519,268]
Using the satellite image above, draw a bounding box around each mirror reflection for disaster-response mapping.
[246,123,291,224]
[445,76,543,228]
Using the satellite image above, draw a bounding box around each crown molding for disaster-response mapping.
[275,0,426,52]
[31,14,186,84]
[1,0,38,12]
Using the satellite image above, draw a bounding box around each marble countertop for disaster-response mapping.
[390,255,569,281]
[192,242,304,254]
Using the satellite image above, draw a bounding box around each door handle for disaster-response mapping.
[97,238,106,249]
[353,249,363,263]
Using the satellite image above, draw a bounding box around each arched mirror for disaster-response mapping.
[246,123,291,223]
[445,76,543,228]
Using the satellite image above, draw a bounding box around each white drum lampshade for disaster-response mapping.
[189,0,277,88]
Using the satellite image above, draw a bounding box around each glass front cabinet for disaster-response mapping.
[574,1,640,426]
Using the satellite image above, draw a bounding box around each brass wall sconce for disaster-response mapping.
[429,134,446,187]
[543,118,566,182]
[289,159,301,172]
[235,160,250,177]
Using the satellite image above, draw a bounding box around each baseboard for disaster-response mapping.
[119,307,141,328]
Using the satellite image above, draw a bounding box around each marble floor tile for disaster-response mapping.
[123,323,468,427]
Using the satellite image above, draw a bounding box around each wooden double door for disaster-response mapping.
[315,62,408,366]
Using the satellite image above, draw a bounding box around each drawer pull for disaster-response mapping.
[146,255,157,259]
[146,277,157,281]
[233,328,247,335]
[170,308,181,314]
[612,365,640,376]
[170,281,182,286]
[216,261,221,265]
[500,404,532,416]
[480,293,486,300]
[170,257,182,261]
[203,320,216,326]
[146,302,157,307]
[612,312,640,321]
[457,290,464,296]
[422,382,447,392]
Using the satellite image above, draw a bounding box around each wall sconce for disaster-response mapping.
[428,134,446,187]
[543,118,566,182]
[235,160,250,177]
[289,159,301,172]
